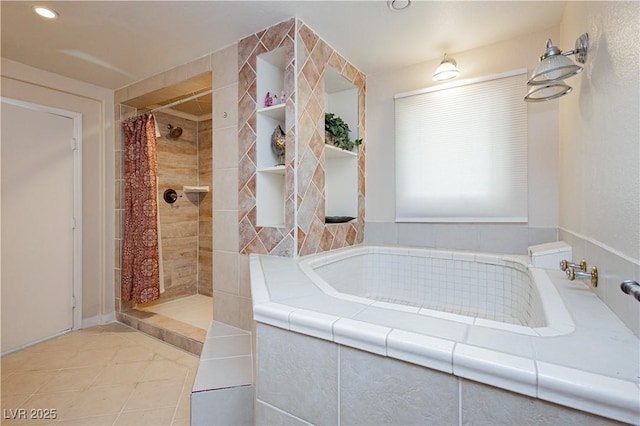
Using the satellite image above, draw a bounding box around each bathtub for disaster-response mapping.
[250,246,640,424]
[299,247,573,336]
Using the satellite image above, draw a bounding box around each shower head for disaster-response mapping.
[167,124,183,138]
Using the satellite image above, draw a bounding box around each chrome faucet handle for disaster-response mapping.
[560,259,587,272]
[566,265,598,288]
[620,280,640,302]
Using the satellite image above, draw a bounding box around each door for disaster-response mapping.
[1,98,77,353]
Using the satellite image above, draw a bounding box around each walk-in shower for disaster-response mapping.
[116,74,214,353]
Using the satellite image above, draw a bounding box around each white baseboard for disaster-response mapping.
[81,311,116,329]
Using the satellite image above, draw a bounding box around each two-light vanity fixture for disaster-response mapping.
[524,33,590,102]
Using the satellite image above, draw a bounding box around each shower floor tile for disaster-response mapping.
[139,294,213,330]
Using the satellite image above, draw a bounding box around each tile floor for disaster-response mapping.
[1,322,198,425]
[139,295,213,330]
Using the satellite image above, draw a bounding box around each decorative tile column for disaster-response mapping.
[295,20,366,256]
[238,18,366,258]
[238,18,296,256]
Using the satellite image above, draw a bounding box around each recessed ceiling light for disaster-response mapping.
[33,6,59,19]
[387,0,411,12]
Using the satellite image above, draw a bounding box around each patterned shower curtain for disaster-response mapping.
[122,113,160,304]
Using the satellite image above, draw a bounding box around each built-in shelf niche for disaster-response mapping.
[324,66,359,219]
[256,46,287,228]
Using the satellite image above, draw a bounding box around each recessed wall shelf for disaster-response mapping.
[324,66,359,219]
[257,103,286,120]
[325,144,357,158]
[256,46,287,228]
[257,165,286,175]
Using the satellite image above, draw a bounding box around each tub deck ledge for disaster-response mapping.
[249,249,640,425]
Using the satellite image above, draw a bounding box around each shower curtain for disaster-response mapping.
[122,113,161,304]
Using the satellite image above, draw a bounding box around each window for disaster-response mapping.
[394,70,528,222]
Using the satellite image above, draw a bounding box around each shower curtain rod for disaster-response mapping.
[138,89,213,116]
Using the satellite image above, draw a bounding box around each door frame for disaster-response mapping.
[1,96,82,331]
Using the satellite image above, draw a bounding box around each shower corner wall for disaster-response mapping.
[152,111,212,303]
[115,46,252,343]
[197,118,214,297]
[114,104,213,355]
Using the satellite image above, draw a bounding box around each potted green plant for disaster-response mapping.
[325,112,362,152]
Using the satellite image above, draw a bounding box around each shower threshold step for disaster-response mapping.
[116,308,206,356]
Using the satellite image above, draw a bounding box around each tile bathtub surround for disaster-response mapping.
[256,323,338,425]
[560,228,640,337]
[460,379,627,425]
[251,250,640,424]
[0,322,197,425]
[339,346,459,425]
[312,250,546,327]
[365,222,558,255]
[191,320,254,426]
[255,325,623,425]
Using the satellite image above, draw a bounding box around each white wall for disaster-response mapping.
[1,58,115,326]
[365,27,561,253]
[559,1,639,262]
[557,1,639,335]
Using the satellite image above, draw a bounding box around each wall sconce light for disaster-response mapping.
[525,33,589,102]
[432,54,460,82]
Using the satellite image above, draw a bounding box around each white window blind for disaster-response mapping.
[395,70,528,222]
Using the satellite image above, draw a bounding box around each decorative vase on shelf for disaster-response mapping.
[264,92,273,107]
[271,125,286,166]
[325,131,334,146]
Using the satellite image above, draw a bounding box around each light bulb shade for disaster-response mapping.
[433,55,460,82]
[524,81,572,102]
[528,54,582,85]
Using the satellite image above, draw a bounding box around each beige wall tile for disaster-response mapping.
[212,44,239,88]
[214,127,239,170]
[213,211,239,252]
[213,251,239,295]
[213,168,239,210]
[213,84,239,130]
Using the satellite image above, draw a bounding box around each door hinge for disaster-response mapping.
[72,297,76,308]
[71,138,77,150]
[71,217,77,229]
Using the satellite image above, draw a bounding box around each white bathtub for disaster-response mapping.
[299,247,573,336]
[250,245,640,424]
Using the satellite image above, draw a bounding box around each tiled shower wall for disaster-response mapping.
[198,119,213,296]
[238,18,366,258]
[117,111,212,306]
[114,53,248,328]
[155,112,199,301]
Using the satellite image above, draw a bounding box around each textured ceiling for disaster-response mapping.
[1,1,567,91]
